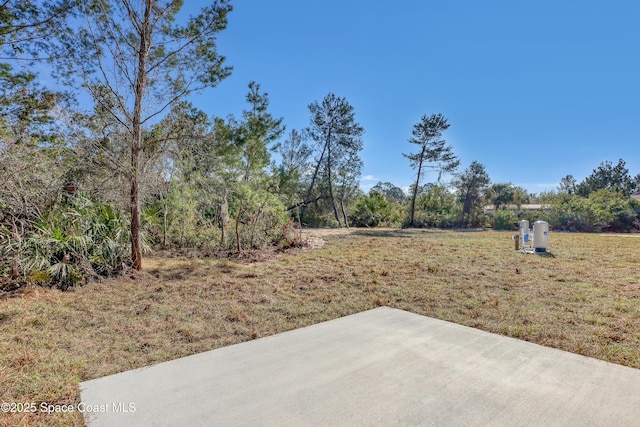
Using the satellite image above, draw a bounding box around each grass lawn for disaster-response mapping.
[1,229,639,426]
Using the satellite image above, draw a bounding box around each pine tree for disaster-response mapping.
[455,161,490,227]
[305,93,364,226]
[404,114,459,227]
[237,81,284,182]
[56,0,232,270]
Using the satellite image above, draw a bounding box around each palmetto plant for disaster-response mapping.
[2,195,132,289]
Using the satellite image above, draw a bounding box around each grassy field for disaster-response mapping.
[1,229,639,426]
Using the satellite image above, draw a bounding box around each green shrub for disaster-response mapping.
[351,192,401,227]
[1,195,132,290]
[493,209,518,230]
[406,185,459,228]
[544,190,640,232]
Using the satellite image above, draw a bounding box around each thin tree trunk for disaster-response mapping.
[235,213,241,255]
[220,215,225,247]
[235,201,243,255]
[160,178,168,249]
[327,141,341,226]
[220,193,228,247]
[162,200,168,249]
[409,147,425,227]
[297,205,302,241]
[301,140,327,219]
[130,1,152,271]
[340,196,349,228]
[130,170,142,269]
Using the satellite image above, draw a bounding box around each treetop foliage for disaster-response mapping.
[404,113,459,174]
[57,0,232,129]
[0,0,72,61]
[576,159,636,197]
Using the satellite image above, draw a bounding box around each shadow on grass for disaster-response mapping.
[147,259,241,282]
[536,252,556,258]
[519,251,557,258]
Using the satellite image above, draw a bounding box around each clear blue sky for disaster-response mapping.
[186,1,640,195]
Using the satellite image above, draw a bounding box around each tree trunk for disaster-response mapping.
[220,193,228,247]
[220,215,225,247]
[461,177,477,227]
[327,140,341,226]
[130,1,152,271]
[340,196,349,228]
[130,163,142,270]
[409,147,425,227]
[301,140,327,220]
[162,201,168,249]
[235,212,242,255]
[297,206,302,241]
[160,185,168,249]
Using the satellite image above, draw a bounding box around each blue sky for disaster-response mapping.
[185,1,640,195]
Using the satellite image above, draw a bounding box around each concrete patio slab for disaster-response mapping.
[80,307,640,426]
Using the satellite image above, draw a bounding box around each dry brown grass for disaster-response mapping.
[1,229,639,425]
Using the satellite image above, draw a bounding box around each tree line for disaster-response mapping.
[1,1,639,291]
[355,158,640,234]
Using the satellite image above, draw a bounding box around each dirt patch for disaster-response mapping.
[303,228,357,238]
[300,227,355,249]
